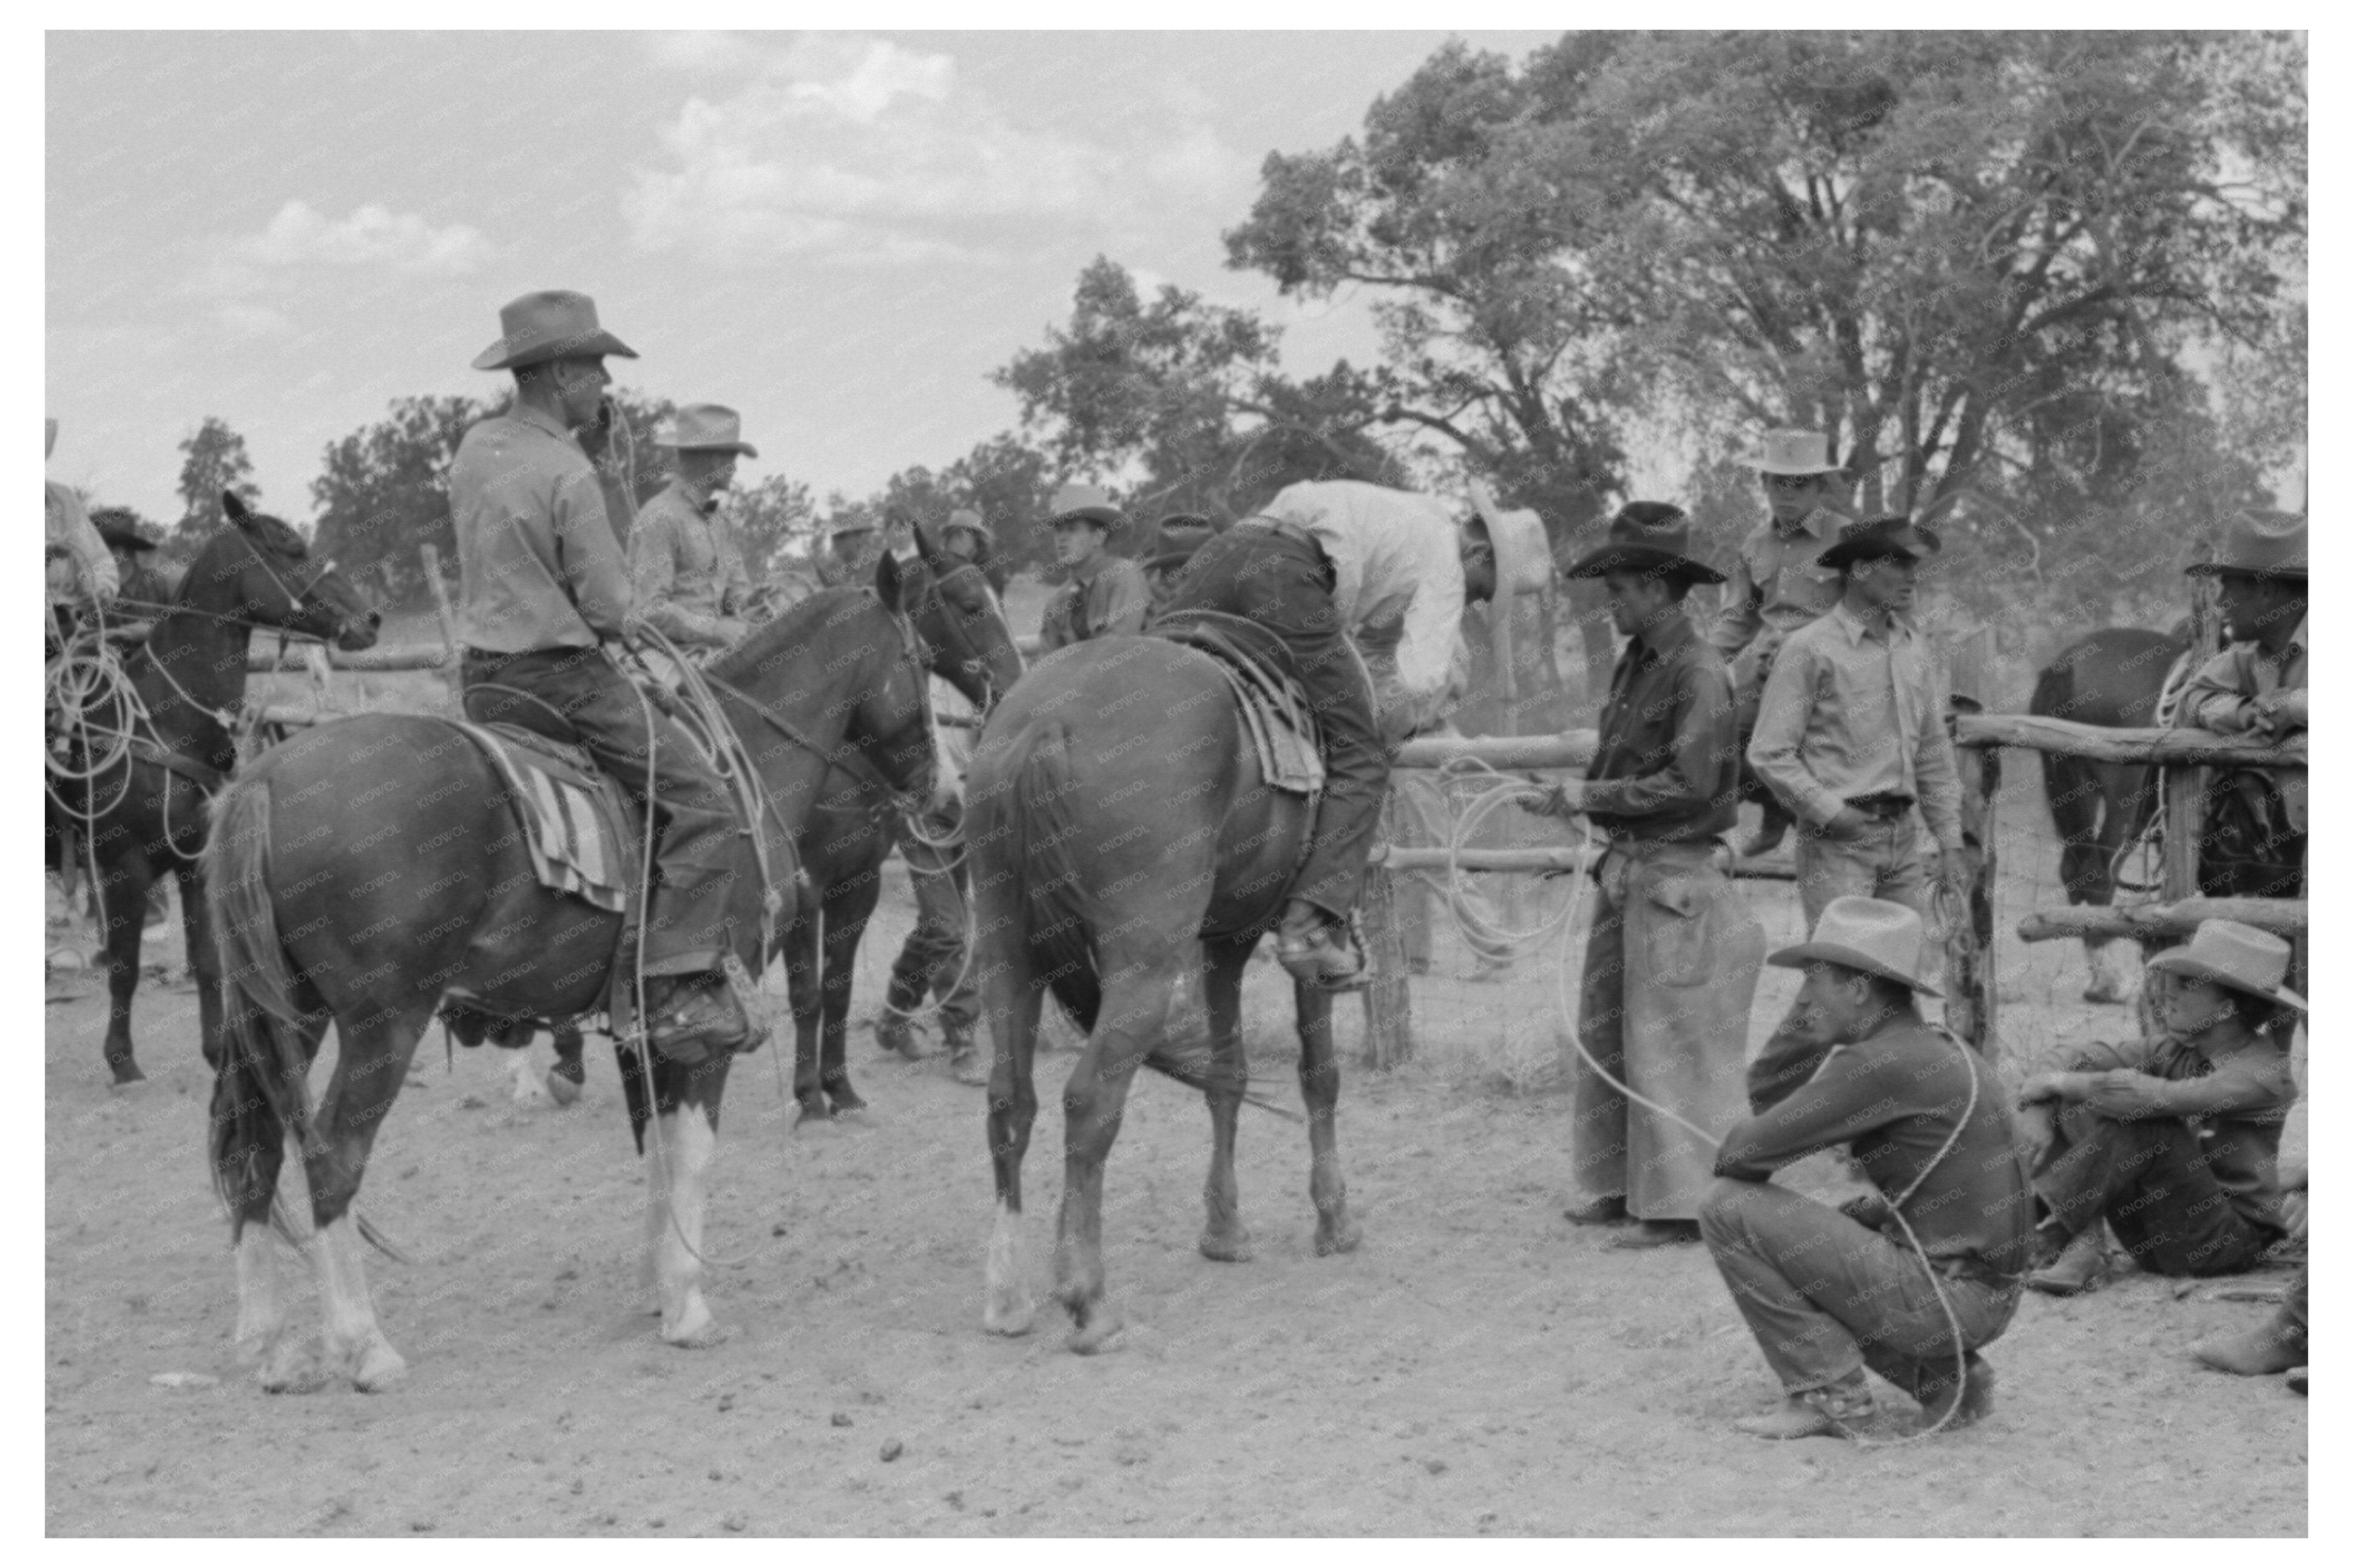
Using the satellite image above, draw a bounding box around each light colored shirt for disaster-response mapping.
[1707,507,1846,657]
[930,674,976,802]
[1251,479,1466,701]
[629,478,751,649]
[46,479,118,606]
[2177,615,2307,833]
[1038,553,1149,651]
[1748,600,1963,851]
[451,404,633,653]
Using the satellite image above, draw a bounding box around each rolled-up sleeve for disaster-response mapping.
[554,467,632,638]
[1749,638,1843,827]
[2178,646,2260,734]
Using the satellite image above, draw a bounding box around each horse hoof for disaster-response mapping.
[792,1097,832,1126]
[1198,1226,1255,1263]
[1064,1301,1124,1356]
[107,1059,146,1088]
[662,1312,732,1350]
[983,1295,1035,1337]
[827,1090,869,1117]
[545,1070,582,1107]
[351,1340,408,1393]
[258,1339,326,1394]
[1315,1215,1365,1257]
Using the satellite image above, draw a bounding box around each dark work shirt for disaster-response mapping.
[1582,611,1741,844]
[1719,1015,2033,1276]
[2060,1032,2295,1234]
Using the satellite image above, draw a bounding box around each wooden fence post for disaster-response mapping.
[1942,626,1999,1056]
[1360,796,1416,1070]
[419,543,463,705]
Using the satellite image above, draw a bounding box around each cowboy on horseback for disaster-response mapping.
[452,290,763,1063]
[1155,478,1500,987]
[629,402,758,671]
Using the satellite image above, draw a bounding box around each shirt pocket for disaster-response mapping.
[1638,862,1715,989]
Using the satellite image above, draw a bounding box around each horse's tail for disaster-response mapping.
[989,717,1101,1013]
[203,772,314,1226]
[2030,649,2108,904]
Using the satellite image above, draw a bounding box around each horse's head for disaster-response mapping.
[831,565,939,806]
[195,492,382,652]
[900,520,1025,711]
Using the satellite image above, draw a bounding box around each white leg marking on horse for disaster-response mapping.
[640,1130,672,1306]
[317,1216,407,1391]
[510,1051,549,1109]
[984,1200,1033,1336]
[654,1109,722,1347]
[233,1226,283,1365]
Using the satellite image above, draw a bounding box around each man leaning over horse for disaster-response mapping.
[452,289,763,1063]
[1154,478,1499,987]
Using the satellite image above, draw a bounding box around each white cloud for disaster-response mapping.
[190,201,494,302]
[215,302,294,339]
[626,35,1152,265]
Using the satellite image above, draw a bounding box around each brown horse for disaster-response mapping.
[203,570,935,1390]
[44,492,379,1084]
[965,630,1362,1354]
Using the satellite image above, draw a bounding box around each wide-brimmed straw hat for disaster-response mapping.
[2184,509,2306,580]
[658,402,757,458]
[2146,919,2306,1011]
[1818,514,1943,571]
[1467,481,1556,598]
[471,290,638,372]
[1045,482,1124,532]
[1563,502,1726,585]
[1769,896,1941,996]
[1746,428,1845,476]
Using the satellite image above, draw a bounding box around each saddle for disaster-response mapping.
[1150,610,1323,797]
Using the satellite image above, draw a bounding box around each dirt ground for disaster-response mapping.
[44,737,2307,1538]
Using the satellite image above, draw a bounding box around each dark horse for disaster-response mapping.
[535,534,1025,1117]
[44,492,379,1084]
[778,533,1025,1121]
[203,571,936,1390]
[966,630,1363,1354]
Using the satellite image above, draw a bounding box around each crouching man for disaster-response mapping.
[1700,897,2033,1439]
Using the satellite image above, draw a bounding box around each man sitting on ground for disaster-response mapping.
[2019,919,2301,1296]
[1701,897,2030,1439]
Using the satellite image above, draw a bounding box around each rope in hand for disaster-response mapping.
[1412,782,1983,1445]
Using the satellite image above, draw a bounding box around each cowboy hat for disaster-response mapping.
[1769,896,1940,996]
[942,507,996,547]
[1563,502,1727,584]
[471,290,638,372]
[658,403,757,458]
[1145,513,1217,572]
[2145,919,2306,1011]
[1746,429,1845,477]
[92,512,160,553]
[1045,481,1124,532]
[1818,514,1942,571]
[1468,481,1556,598]
[829,516,880,539]
[2185,509,2306,580]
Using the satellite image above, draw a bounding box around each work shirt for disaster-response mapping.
[2177,615,2307,833]
[1038,552,1149,651]
[1582,611,1741,845]
[451,404,633,654]
[45,480,118,606]
[1721,1015,2033,1277]
[1749,600,1963,851]
[1707,507,1845,657]
[931,675,976,803]
[2035,1030,2296,1234]
[629,478,752,649]
[1250,479,1467,704]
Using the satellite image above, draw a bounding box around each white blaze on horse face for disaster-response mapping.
[652,1108,718,1347]
[984,1200,1033,1336]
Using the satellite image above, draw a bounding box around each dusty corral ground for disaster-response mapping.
[44,741,2306,1538]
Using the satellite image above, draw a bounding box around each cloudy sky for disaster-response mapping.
[47,29,1562,527]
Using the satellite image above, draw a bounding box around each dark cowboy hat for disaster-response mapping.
[92,512,160,553]
[942,507,995,547]
[1045,481,1125,532]
[471,290,638,372]
[1145,513,1218,572]
[2184,509,2306,580]
[1563,502,1726,585]
[1818,513,1942,571]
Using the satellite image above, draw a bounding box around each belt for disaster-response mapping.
[1845,792,1916,819]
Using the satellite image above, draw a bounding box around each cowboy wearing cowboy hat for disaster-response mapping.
[1035,482,1150,652]
[940,506,1008,596]
[1709,430,1858,856]
[629,404,757,662]
[90,507,174,614]
[2019,918,2303,1296]
[1703,897,2031,1439]
[1525,504,1763,1247]
[1138,512,1219,615]
[451,289,761,1063]
[1749,513,1966,934]
[1156,478,1499,987]
[2177,507,2307,894]
[815,513,887,589]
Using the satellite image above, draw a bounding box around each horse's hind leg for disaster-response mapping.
[1293,981,1362,1256]
[95,847,153,1086]
[178,859,226,1073]
[1198,939,1254,1263]
[982,943,1043,1337]
[1055,955,1179,1353]
[302,999,433,1391]
[819,882,882,1115]
[780,918,828,1121]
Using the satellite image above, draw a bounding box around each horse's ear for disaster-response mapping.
[222,490,251,526]
[874,547,910,611]
[910,517,948,575]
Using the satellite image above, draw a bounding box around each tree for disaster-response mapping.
[994,257,1406,535]
[165,416,263,570]
[729,473,818,580]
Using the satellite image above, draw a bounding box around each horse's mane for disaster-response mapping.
[707,584,877,684]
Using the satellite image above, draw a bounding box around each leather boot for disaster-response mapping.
[875,1006,927,1061]
[1913,1351,1997,1432]
[2193,1310,2307,1377]
[944,1019,987,1085]
[642,970,761,1063]
[1733,1373,1875,1440]
[1612,1218,1703,1250]
[1274,899,1365,989]
[2026,1226,2112,1296]
[1563,1194,1631,1226]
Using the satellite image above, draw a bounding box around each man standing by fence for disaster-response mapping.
[1525,503,1761,1248]
[1749,515,1965,934]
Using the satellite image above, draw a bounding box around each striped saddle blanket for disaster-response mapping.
[450,721,636,914]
